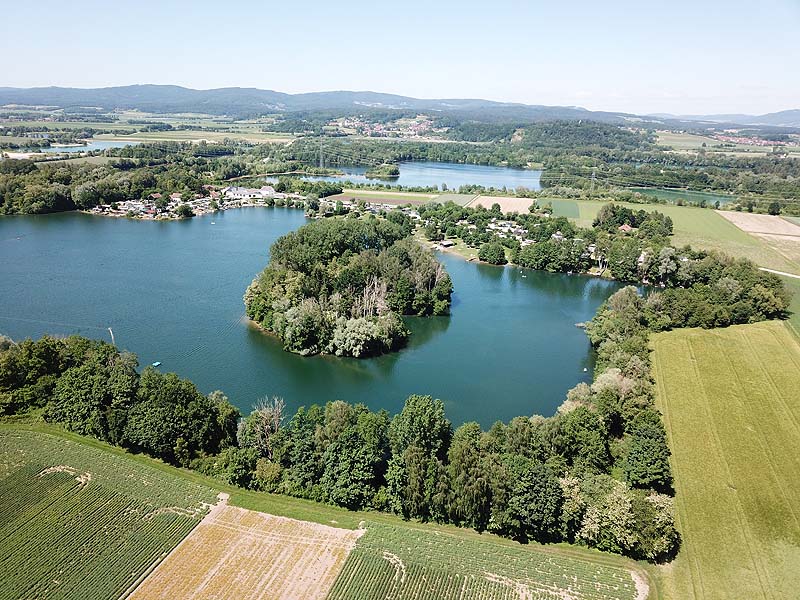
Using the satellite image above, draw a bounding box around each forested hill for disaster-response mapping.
[0,85,635,122]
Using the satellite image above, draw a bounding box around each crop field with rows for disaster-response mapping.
[0,430,217,600]
[327,522,649,600]
[130,504,363,600]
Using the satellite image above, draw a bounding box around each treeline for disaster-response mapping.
[244,217,452,357]
[0,336,238,465]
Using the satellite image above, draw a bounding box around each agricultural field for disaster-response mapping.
[655,131,796,157]
[629,187,736,207]
[131,504,361,600]
[466,194,533,213]
[332,189,439,206]
[652,321,800,600]
[717,211,800,274]
[94,130,294,144]
[328,522,650,600]
[547,199,800,275]
[435,192,479,206]
[0,429,217,600]
[781,275,800,334]
[35,155,116,166]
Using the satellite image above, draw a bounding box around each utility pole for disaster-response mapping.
[319,138,323,169]
[590,167,596,195]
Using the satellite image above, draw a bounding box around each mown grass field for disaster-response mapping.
[0,429,216,600]
[547,199,800,275]
[652,321,800,600]
[1,424,658,600]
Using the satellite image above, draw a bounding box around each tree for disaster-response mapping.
[447,423,491,529]
[506,461,564,542]
[238,396,284,459]
[176,203,194,218]
[478,241,507,265]
[768,201,781,216]
[624,409,672,491]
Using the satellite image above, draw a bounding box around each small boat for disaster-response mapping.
[211,222,215,225]
[152,361,162,367]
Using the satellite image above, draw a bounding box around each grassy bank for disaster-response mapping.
[651,321,800,599]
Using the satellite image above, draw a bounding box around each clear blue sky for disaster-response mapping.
[1,0,798,114]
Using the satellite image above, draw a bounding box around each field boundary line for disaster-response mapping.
[686,335,773,600]
[120,493,225,599]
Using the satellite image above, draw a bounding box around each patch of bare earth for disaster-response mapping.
[717,211,800,237]
[467,195,533,213]
[128,500,362,600]
[717,211,800,273]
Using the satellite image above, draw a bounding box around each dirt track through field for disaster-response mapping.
[128,500,363,600]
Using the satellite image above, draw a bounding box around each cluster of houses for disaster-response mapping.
[88,185,303,219]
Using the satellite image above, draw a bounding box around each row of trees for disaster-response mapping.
[244,216,453,357]
[0,336,238,465]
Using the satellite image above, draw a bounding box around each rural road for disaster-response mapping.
[759,267,800,279]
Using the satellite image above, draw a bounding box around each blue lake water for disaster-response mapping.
[0,208,619,426]
[268,161,543,192]
[27,140,140,153]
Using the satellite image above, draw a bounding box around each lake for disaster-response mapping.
[268,161,543,192]
[25,140,140,153]
[630,187,737,206]
[0,209,618,426]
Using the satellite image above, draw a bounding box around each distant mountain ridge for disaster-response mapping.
[649,109,800,128]
[0,85,634,123]
[0,85,797,128]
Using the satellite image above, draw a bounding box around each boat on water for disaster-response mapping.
[151,361,162,367]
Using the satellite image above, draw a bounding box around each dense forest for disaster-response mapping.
[244,216,452,357]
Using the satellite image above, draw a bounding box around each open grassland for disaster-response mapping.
[548,199,800,274]
[131,504,361,600]
[328,523,649,600]
[652,322,800,600]
[0,430,217,600]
